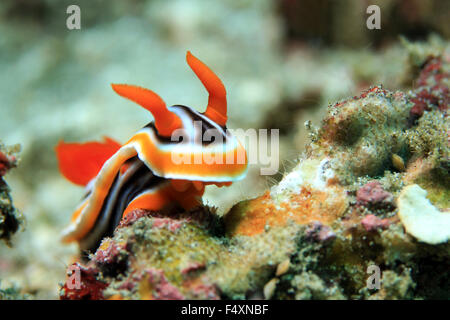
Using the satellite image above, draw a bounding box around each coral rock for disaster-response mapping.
[0,142,21,244]
[60,263,107,300]
[139,269,185,300]
[361,214,391,232]
[226,158,348,237]
[356,181,394,209]
[305,221,336,243]
[0,151,15,177]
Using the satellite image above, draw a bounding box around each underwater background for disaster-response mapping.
[0,0,448,299]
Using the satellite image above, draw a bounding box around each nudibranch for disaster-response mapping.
[56,52,248,252]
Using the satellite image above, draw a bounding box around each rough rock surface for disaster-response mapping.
[0,142,21,244]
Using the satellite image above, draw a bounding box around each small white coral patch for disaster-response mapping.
[397,184,450,245]
[271,158,334,199]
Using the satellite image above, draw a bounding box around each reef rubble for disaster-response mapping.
[0,141,21,245]
[60,38,449,300]
[0,141,27,299]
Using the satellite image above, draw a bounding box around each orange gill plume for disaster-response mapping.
[186,51,228,126]
[110,83,181,137]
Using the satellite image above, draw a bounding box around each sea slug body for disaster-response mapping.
[55,52,248,252]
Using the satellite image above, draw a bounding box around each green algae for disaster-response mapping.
[98,210,300,300]
[314,88,411,185]
[305,37,449,204]
[401,35,449,73]
[407,111,449,192]
[89,204,450,299]
[118,217,224,287]
[0,283,29,300]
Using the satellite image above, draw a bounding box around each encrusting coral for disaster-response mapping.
[60,37,449,300]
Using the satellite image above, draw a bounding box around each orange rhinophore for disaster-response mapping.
[186,51,227,126]
[55,52,248,253]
